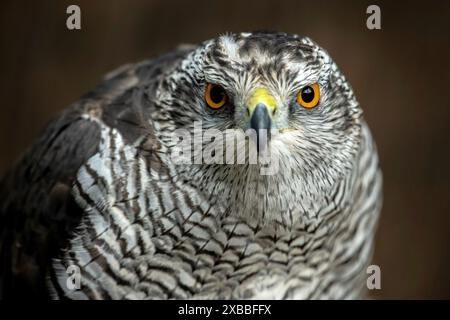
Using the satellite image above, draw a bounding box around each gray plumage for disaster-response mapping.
[0,32,382,299]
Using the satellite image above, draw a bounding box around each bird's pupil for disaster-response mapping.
[210,86,224,103]
[301,86,314,103]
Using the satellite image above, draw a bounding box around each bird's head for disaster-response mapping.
[157,32,363,227]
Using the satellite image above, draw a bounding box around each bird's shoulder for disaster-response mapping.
[0,45,193,298]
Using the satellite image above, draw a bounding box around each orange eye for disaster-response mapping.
[205,83,227,109]
[297,83,320,109]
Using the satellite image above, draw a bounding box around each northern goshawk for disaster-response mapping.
[0,32,382,299]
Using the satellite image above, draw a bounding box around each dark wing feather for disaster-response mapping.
[0,108,101,298]
[0,46,193,298]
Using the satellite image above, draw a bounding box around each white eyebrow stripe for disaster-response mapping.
[219,35,240,62]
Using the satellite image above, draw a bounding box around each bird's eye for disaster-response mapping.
[205,83,227,109]
[297,83,320,109]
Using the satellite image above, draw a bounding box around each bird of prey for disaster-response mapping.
[0,32,382,299]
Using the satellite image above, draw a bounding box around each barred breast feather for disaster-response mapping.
[48,114,381,299]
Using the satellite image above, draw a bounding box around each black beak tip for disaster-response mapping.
[250,103,272,152]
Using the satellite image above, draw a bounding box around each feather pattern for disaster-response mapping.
[0,32,382,299]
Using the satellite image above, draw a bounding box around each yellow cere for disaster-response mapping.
[247,88,276,115]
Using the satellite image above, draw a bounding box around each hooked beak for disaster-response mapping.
[250,103,271,152]
[247,88,276,152]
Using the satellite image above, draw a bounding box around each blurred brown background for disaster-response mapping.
[1,0,449,299]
